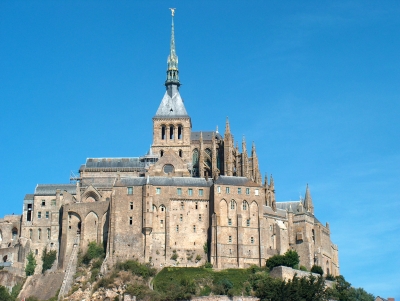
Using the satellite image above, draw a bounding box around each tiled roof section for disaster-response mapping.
[277,201,301,213]
[154,86,189,117]
[191,131,223,141]
[24,194,34,200]
[117,177,213,187]
[84,158,143,168]
[35,184,76,196]
[263,205,287,218]
[214,176,259,187]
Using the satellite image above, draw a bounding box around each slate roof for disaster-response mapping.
[263,205,287,218]
[24,194,34,200]
[35,184,76,196]
[191,131,223,141]
[84,158,144,169]
[214,176,259,187]
[277,201,302,213]
[154,85,189,118]
[117,177,213,187]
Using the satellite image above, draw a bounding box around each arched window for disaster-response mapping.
[230,200,236,210]
[12,228,18,240]
[178,125,182,140]
[152,205,157,212]
[169,125,174,139]
[161,125,166,140]
[179,149,182,157]
[160,150,164,157]
[243,201,248,210]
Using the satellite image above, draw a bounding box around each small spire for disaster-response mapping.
[225,117,231,134]
[264,173,268,187]
[216,125,219,133]
[304,184,314,214]
[165,9,180,87]
[252,141,256,153]
[270,174,274,190]
[242,135,247,153]
[200,131,203,142]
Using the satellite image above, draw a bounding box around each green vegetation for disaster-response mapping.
[265,249,300,270]
[25,251,37,276]
[153,266,255,299]
[116,259,156,280]
[0,282,25,301]
[81,242,105,265]
[41,247,57,273]
[299,265,308,271]
[311,264,324,275]
[170,250,178,261]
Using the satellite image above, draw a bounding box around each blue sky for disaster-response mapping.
[1,1,399,298]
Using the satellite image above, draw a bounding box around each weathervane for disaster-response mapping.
[169,8,176,16]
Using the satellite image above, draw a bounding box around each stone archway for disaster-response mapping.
[84,211,99,244]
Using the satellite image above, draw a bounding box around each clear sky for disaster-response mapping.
[1,1,399,298]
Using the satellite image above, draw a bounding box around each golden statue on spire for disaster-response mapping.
[169,8,175,17]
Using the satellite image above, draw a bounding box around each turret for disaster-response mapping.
[224,117,234,176]
[304,184,314,214]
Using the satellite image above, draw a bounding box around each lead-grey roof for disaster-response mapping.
[117,176,213,187]
[191,131,223,141]
[84,158,143,168]
[214,176,259,187]
[277,201,302,213]
[35,184,76,196]
[154,85,189,117]
[24,194,34,200]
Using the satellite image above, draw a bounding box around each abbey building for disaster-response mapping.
[0,14,339,278]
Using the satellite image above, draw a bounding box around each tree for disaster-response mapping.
[25,251,37,276]
[266,249,300,270]
[311,265,323,275]
[42,247,57,273]
[0,285,12,301]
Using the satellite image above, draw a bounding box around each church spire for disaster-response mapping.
[165,8,180,87]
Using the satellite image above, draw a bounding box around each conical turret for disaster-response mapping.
[304,184,314,214]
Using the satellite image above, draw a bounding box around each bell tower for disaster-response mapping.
[152,9,192,163]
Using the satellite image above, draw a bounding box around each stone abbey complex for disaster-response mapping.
[0,14,339,280]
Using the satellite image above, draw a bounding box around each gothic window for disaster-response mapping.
[169,125,174,139]
[12,228,18,240]
[243,201,248,210]
[230,200,235,209]
[178,125,182,140]
[192,149,199,177]
[152,205,156,211]
[161,125,166,140]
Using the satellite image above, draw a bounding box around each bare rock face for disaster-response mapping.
[18,271,65,300]
[0,270,25,292]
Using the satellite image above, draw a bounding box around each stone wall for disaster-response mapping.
[269,266,333,288]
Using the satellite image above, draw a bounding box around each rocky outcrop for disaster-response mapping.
[18,271,64,300]
[0,270,25,292]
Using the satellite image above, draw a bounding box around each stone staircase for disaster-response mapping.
[58,235,80,300]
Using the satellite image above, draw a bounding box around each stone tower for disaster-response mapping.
[151,12,192,163]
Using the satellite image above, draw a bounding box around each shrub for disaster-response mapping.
[25,251,37,276]
[170,250,178,261]
[90,268,100,282]
[300,265,308,271]
[82,242,105,265]
[266,249,300,270]
[42,247,57,273]
[326,273,335,281]
[195,254,202,262]
[311,265,323,275]
[116,260,156,280]
[204,262,213,268]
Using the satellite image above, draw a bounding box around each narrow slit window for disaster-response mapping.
[178,125,182,139]
[170,125,174,139]
[161,125,166,140]
[129,217,133,225]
